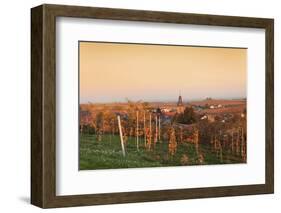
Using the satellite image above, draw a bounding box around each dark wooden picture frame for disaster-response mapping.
[31,4,274,208]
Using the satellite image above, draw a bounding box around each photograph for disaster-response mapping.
[30,4,274,208]
[79,41,247,170]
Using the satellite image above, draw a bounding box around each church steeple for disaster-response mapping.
[177,92,184,113]
[177,95,183,106]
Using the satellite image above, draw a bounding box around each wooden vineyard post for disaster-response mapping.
[143,111,146,147]
[240,127,243,156]
[136,110,139,151]
[214,134,220,159]
[117,115,126,157]
[231,130,234,154]
[158,116,161,142]
[214,134,217,152]
[102,120,104,140]
[236,129,239,155]
[149,113,152,148]
[219,131,223,162]
[241,127,246,161]
[155,115,158,145]
[219,142,223,163]
[146,129,151,151]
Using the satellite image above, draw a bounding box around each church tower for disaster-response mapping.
[177,94,185,113]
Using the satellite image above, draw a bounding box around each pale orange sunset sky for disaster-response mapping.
[79,42,247,103]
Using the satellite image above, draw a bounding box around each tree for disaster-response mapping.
[176,107,197,124]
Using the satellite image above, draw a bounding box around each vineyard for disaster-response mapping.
[80,134,244,170]
[79,99,247,170]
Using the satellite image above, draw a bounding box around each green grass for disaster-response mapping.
[79,134,244,170]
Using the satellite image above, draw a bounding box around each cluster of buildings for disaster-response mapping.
[158,95,245,124]
[80,94,246,128]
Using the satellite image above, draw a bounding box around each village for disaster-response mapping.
[79,95,247,170]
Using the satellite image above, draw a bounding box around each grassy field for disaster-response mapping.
[79,134,244,170]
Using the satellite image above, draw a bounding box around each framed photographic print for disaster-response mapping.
[31,4,274,208]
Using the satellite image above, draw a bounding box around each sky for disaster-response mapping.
[79,42,247,103]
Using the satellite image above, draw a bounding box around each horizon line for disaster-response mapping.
[80,97,247,104]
